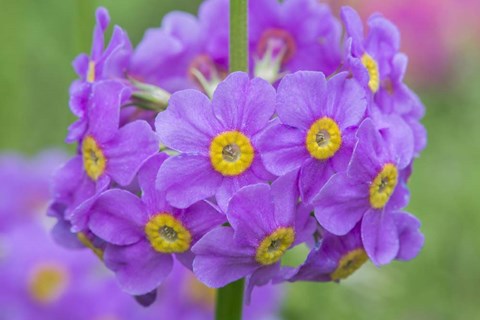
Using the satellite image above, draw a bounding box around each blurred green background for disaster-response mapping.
[1,0,479,319]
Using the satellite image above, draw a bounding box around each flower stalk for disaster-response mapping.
[214,1,248,319]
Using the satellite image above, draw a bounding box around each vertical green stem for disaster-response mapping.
[215,278,245,320]
[229,0,248,73]
[215,1,248,319]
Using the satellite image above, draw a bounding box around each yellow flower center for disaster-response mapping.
[28,264,69,303]
[361,53,380,93]
[255,227,295,266]
[305,117,342,160]
[145,214,192,253]
[77,232,104,260]
[87,60,95,83]
[369,163,398,209]
[82,135,107,181]
[330,248,368,281]
[209,131,254,176]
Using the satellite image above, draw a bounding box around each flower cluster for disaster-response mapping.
[50,0,426,303]
[0,152,283,319]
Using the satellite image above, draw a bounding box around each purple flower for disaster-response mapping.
[155,72,275,210]
[373,53,427,156]
[51,81,159,231]
[288,212,423,282]
[192,171,316,295]
[289,224,368,282]
[129,7,228,95]
[87,154,225,295]
[68,7,132,143]
[313,118,414,265]
[341,6,400,94]
[250,0,342,82]
[258,71,367,204]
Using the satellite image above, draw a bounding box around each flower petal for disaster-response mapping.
[299,157,335,205]
[212,72,275,136]
[227,183,277,247]
[88,189,148,245]
[104,242,173,295]
[192,227,258,288]
[138,153,170,212]
[276,71,327,130]
[156,155,222,208]
[393,211,424,261]
[313,172,368,236]
[257,123,309,176]
[361,209,399,266]
[103,120,159,186]
[155,89,221,155]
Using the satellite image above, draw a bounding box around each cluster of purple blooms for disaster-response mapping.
[50,0,426,303]
[0,152,282,319]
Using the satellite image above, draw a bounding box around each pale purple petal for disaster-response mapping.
[325,72,367,129]
[156,155,222,208]
[155,89,221,155]
[394,211,424,261]
[180,201,226,243]
[299,158,335,205]
[138,153,170,212]
[91,7,110,60]
[340,6,365,56]
[348,118,388,182]
[293,203,317,246]
[245,263,280,304]
[87,80,130,142]
[271,169,299,227]
[104,242,173,295]
[103,120,159,186]
[215,169,263,212]
[257,123,309,176]
[276,71,327,130]
[361,209,399,266]
[313,172,368,236]
[192,227,258,288]
[212,72,275,136]
[88,189,148,246]
[226,183,277,247]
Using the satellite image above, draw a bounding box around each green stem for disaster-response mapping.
[214,1,249,319]
[215,279,245,320]
[229,0,248,72]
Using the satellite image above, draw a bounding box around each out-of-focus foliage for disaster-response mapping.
[1,1,479,319]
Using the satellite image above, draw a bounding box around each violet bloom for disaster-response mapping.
[313,118,414,265]
[289,224,369,282]
[192,171,316,294]
[341,6,427,156]
[250,0,342,83]
[341,6,400,94]
[373,53,427,156]
[291,213,424,282]
[129,4,228,95]
[156,72,275,210]
[68,7,132,143]
[52,80,159,231]
[87,154,225,295]
[258,71,367,204]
